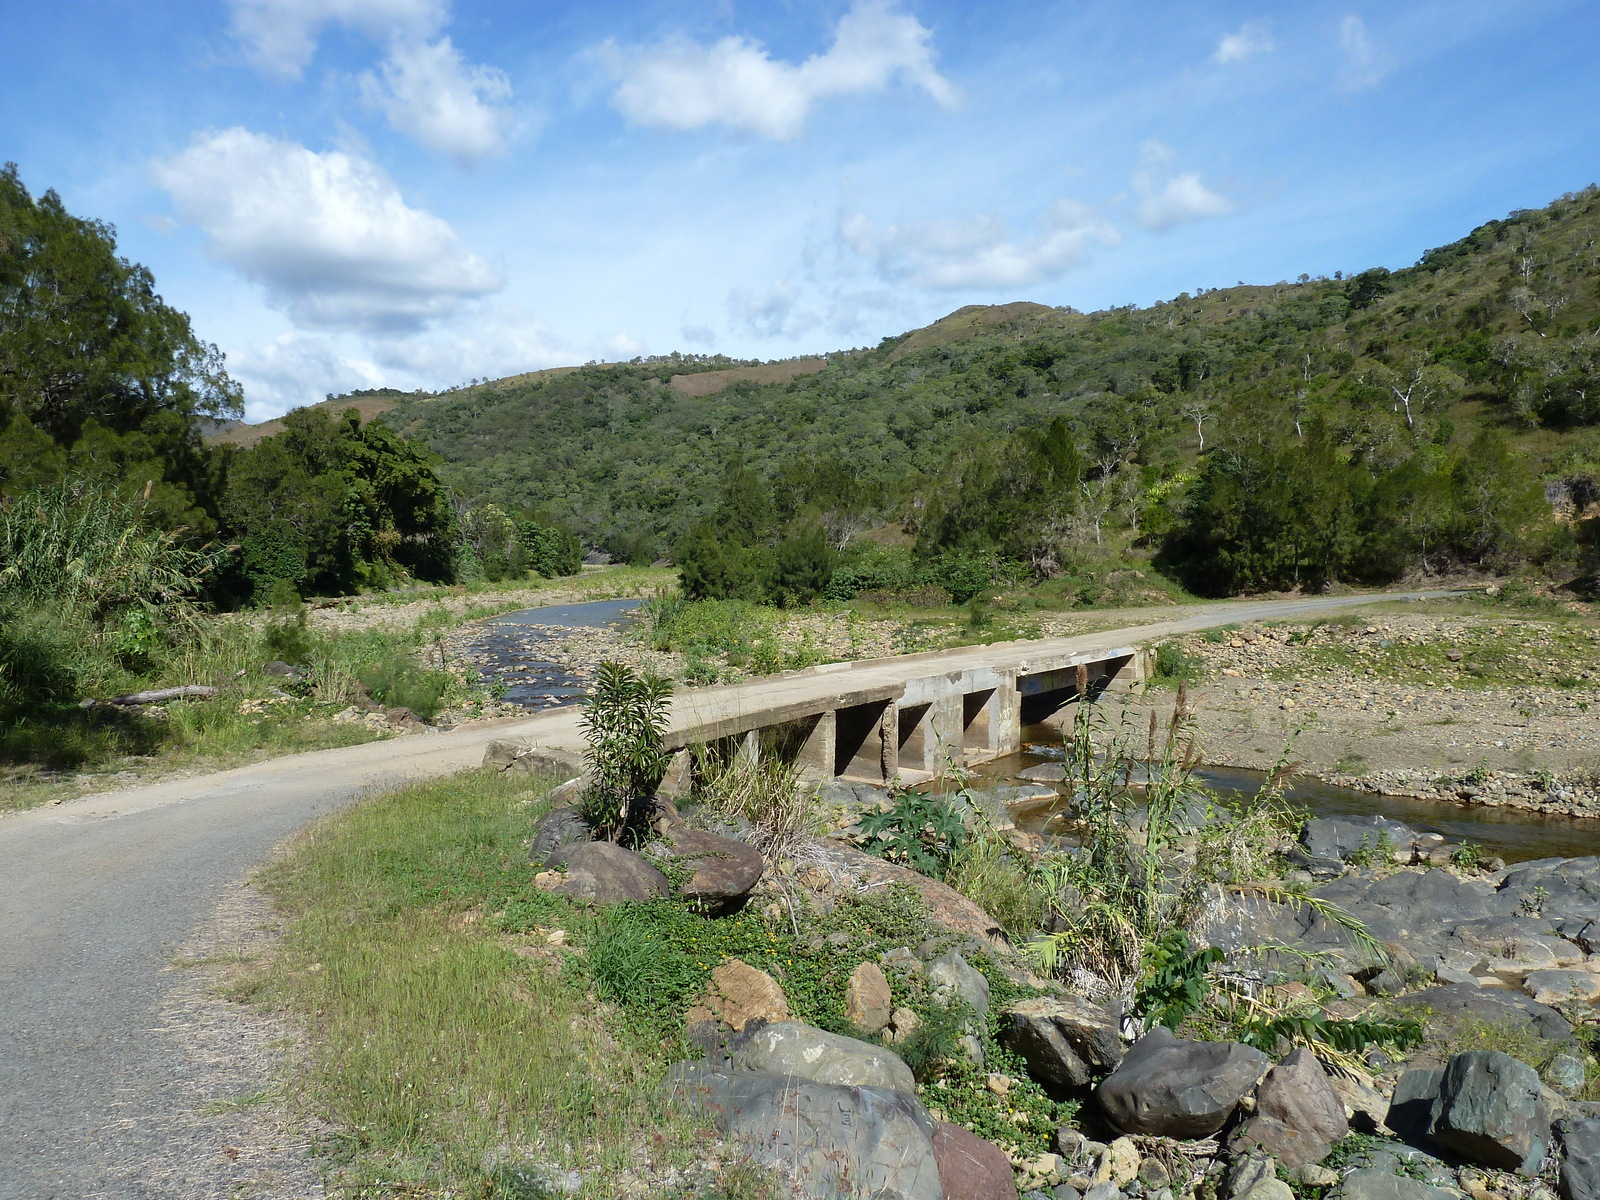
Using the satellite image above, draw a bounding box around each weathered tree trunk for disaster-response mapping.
[79,685,219,708]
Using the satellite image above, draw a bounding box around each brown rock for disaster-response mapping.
[685,959,791,1032]
[1231,1048,1350,1167]
[652,827,765,913]
[931,1122,1019,1200]
[813,838,1006,944]
[846,962,893,1034]
[550,841,669,905]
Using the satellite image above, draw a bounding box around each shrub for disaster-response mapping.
[858,787,969,877]
[579,661,672,837]
[1152,639,1203,683]
[357,656,451,721]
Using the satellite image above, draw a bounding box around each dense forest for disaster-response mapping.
[373,186,1600,600]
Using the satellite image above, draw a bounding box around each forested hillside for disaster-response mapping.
[376,187,1600,598]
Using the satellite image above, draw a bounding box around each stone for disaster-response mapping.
[1226,1152,1276,1199]
[548,841,668,905]
[888,1007,921,1044]
[1105,1138,1141,1186]
[1330,1073,1392,1136]
[1096,1027,1269,1139]
[1231,1047,1350,1167]
[1053,1186,1083,1200]
[648,826,765,913]
[932,1121,1020,1200]
[1301,816,1417,863]
[1294,1166,1341,1189]
[1429,1050,1550,1174]
[685,959,790,1032]
[1386,1068,1445,1145]
[730,1021,917,1094]
[1558,1118,1600,1200]
[846,962,894,1034]
[1401,984,1573,1043]
[1546,1046,1590,1098]
[1330,1168,1460,1200]
[927,950,991,1020]
[1138,1158,1170,1190]
[484,739,586,777]
[1234,1181,1294,1200]
[663,1062,941,1200]
[1084,1184,1122,1200]
[529,807,592,867]
[657,749,692,801]
[1001,996,1124,1090]
[1018,763,1068,783]
[813,839,1006,943]
[1524,971,1600,1007]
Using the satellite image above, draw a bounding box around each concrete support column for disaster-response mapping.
[795,710,836,782]
[735,728,760,768]
[898,693,963,774]
[879,703,898,782]
[961,670,1019,762]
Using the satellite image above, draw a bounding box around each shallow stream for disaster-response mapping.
[462,598,640,708]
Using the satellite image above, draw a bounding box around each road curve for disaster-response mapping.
[0,589,1458,1196]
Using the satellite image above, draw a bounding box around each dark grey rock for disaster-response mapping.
[549,841,669,905]
[1400,983,1572,1043]
[1329,1167,1460,1200]
[1096,1027,1268,1139]
[1429,1050,1550,1174]
[1547,1046,1590,1099]
[662,1062,940,1200]
[1083,1184,1122,1200]
[729,1021,916,1094]
[1558,1117,1600,1200]
[1001,995,1123,1090]
[1225,1152,1276,1199]
[1301,816,1419,862]
[530,807,592,867]
[1495,858,1600,925]
[1386,1067,1445,1145]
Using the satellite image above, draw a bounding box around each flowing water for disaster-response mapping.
[462,598,641,708]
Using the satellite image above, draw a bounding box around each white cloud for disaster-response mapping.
[229,0,445,78]
[1213,21,1274,65]
[368,307,567,379]
[360,37,514,165]
[729,281,820,338]
[231,331,388,420]
[1130,142,1234,232]
[839,199,1120,290]
[1337,15,1391,91]
[152,128,502,332]
[602,0,957,141]
[680,321,717,348]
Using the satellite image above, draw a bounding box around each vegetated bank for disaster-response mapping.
[243,667,1600,1198]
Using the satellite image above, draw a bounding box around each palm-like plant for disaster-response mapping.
[578,661,673,839]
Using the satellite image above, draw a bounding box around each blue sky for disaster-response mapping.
[4,1,1598,420]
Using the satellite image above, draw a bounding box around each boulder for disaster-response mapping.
[664,1062,941,1200]
[1386,1068,1446,1145]
[647,826,765,913]
[932,1121,1019,1200]
[812,838,1006,943]
[529,807,592,867]
[1524,970,1600,1007]
[1231,1048,1350,1167]
[845,962,894,1035]
[1096,1027,1268,1139]
[1330,1073,1391,1136]
[1330,1168,1461,1200]
[1000,996,1123,1090]
[1301,816,1419,862]
[927,950,991,1020]
[730,1021,916,1094]
[484,739,586,777]
[548,841,668,905]
[685,959,790,1033]
[1558,1117,1600,1200]
[1428,1050,1550,1174]
[1017,763,1068,783]
[1400,983,1572,1043]
[1233,1182,1294,1200]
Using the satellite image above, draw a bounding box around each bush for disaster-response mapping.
[1152,639,1203,683]
[357,656,452,721]
[578,661,672,837]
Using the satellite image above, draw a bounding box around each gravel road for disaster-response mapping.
[0,590,1455,1197]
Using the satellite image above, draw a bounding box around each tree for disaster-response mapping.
[675,521,758,601]
[0,163,240,530]
[770,524,835,606]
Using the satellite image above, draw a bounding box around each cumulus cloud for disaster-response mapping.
[1130,142,1234,232]
[230,331,388,420]
[152,128,502,332]
[602,0,956,141]
[839,199,1120,290]
[1337,15,1391,91]
[229,0,445,78]
[368,306,567,378]
[1213,20,1274,65]
[359,37,514,165]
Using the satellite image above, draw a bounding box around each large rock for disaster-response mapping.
[647,826,765,913]
[1401,983,1572,1043]
[1301,816,1419,863]
[529,807,592,867]
[1524,970,1600,1007]
[1231,1048,1350,1167]
[927,950,991,1020]
[846,962,893,1034]
[811,838,1006,943]
[932,1121,1019,1200]
[484,739,585,777]
[1429,1050,1550,1174]
[1386,1068,1445,1145]
[664,1063,942,1200]
[1000,996,1123,1090]
[1096,1027,1268,1139]
[1558,1118,1600,1200]
[686,959,791,1033]
[730,1021,917,1094]
[548,841,668,905]
[1330,1168,1461,1200]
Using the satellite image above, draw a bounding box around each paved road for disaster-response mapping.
[0,589,1457,1196]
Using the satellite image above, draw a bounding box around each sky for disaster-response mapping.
[3,1,1599,421]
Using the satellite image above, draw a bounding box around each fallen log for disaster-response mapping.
[79,685,219,709]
